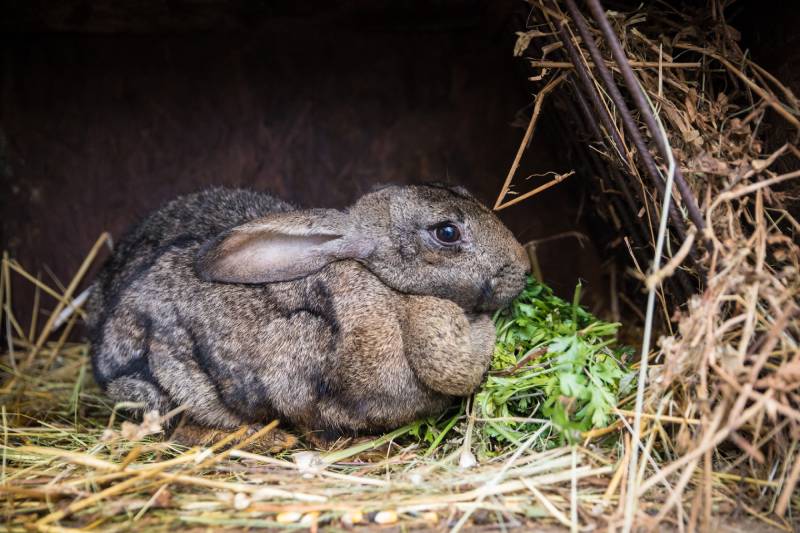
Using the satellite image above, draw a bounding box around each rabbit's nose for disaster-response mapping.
[476,262,527,310]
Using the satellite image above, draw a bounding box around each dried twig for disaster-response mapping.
[494,74,567,210]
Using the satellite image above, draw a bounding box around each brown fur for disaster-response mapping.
[87,185,529,440]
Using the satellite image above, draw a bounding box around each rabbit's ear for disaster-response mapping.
[195,210,374,284]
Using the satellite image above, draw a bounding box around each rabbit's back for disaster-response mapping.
[88,188,447,435]
[87,188,292,324]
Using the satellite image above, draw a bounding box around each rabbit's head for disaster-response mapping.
[196,184,530,311]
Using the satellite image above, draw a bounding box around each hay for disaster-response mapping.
[2,1,800,531]
[508,0,800,529]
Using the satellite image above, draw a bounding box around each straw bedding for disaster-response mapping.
[2,1,799,531]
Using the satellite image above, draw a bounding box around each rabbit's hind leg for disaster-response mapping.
[92,308,173,417]
[146,319,250,430]
[105,375,172,415]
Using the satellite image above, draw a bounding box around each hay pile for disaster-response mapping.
[2,1,800,531]
[504,0,800,529]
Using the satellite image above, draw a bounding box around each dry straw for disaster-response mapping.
[3,0,800,530]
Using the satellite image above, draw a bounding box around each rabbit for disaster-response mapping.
[86,184,530,443]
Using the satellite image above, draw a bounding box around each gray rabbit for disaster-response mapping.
[87,184,529,442]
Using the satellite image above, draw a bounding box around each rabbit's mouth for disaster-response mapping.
[474,263,528,311]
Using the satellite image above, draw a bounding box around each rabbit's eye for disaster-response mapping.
[434,223,461,244]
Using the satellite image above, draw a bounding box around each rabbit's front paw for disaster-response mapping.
[467,313,496,358]
[403,297,495,396]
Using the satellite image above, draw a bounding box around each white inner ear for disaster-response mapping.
[237,233,339,270]
[209,231,342,283]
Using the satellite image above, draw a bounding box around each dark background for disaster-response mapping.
[1,0,798,323]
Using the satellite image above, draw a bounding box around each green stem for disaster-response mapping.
[424,408,464,457]
[571,281,582,331]
[321,424,414,464]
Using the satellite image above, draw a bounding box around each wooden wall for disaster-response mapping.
[0,1,610,322]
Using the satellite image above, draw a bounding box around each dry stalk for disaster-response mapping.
[494,74,567,210]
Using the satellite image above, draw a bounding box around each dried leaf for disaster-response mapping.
[514,30,547,57]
